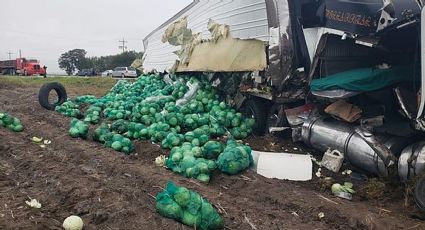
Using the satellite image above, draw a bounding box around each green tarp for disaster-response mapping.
[310,66,416,92]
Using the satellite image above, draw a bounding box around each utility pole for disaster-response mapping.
[7,51,13,60]
[118,38,128,53]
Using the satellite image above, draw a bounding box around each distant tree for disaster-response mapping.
[85,51,143,73]
[58,49,87,75]
[58,49,143,75]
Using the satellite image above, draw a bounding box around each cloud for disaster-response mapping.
[0,0,192,74]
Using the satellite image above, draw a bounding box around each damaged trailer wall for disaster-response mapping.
[142,0,270,73]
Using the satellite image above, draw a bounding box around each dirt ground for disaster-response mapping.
[1,82,424,230]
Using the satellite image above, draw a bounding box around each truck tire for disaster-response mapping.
[240,98,268,135]
[38,82,67,110]
[415,173,425,212]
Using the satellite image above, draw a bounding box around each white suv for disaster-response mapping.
[111,67,137,78]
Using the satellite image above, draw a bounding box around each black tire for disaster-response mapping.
[240,98,268,135]
[38,82,67,110]
[415,174,425,212]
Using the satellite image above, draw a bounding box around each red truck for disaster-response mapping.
[0,58,46,76]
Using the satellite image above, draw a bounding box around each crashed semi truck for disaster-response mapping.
[142,0,425,209]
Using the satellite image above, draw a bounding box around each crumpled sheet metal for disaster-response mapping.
[176,37,267,72]
[162,18,267,72]
[161,16,191,45]
[208,19,230,42]
[131,59,144,71]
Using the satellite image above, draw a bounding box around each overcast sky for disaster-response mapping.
[0,0,192,74]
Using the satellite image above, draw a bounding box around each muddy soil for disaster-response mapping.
[0,83,424,230]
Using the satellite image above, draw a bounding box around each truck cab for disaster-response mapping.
[16,58,46,76]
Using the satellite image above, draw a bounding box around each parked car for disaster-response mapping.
[76,69,96,77]
[111,67,137,78]
[101,70,113,77]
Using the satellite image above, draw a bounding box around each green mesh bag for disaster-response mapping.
[55,100,82,118]
[83,105,102,124]
[93,123,111,143]
[68,118,89,139]
[156,181,224,230]
[111,119,130,134]
[165,144,216,183]
[125,122,146,140]
[202,141,224,159]
[162,133,185,149]
[217,140,253,175]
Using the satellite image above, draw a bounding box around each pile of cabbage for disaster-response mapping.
[156,181,223,229]
[0,112,24,132]
[57,74,255,182]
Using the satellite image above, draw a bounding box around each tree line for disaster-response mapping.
[58,49,143,75]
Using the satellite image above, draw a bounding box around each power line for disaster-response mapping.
[118,38,128,53]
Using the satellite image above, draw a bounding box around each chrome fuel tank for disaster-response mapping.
[302,118,409,176]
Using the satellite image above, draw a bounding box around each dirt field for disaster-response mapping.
[1,80,424,229]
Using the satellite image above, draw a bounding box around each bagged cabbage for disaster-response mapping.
[75,95,98,104]
[104,133,134,154]
[125,122,146,140]
[156,181,223,230]
[56,101,82,118]
[93,123,111,143]
[162,133,185,149]
[0,112,24,132]
[83,105,102,124]
[217,140,253,175]
[111,119,130,134]
[201,141,224,159]
[68,118,89,139]
[165,143,216,183]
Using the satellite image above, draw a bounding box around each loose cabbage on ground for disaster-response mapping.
[156,181,223,230]
[0,112,24,132]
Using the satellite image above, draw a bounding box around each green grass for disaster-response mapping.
[0,75,120,97]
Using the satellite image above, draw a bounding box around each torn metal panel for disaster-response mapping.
[207,19,230,42]
[162,16,191,45]
[131,59,144,72]
[265,0,294,90]
[143,0,270,73]
[176,37,267,72]
[161,18,267,72]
